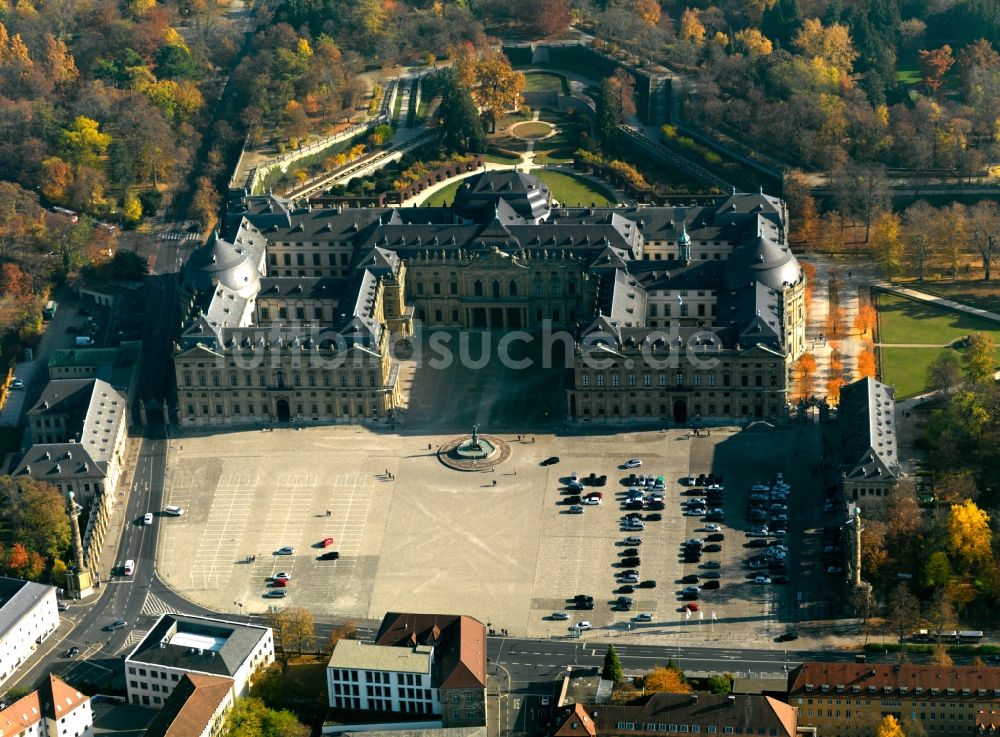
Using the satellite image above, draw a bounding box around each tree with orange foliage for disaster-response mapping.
[919,45,954,94]
[6,542,28,573]
[632,0,661,26]
[644,665,692,693]
[854,304,877,337]
[795,352,818,399]
[826,305,847,339]
[858,349,877,378]
[0,263,32,299]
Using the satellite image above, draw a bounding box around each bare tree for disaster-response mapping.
[923,588,957,644]
[885,583,920,646]
[855,164,890,243]
[902,200,936,281]
[968,201,1000,281]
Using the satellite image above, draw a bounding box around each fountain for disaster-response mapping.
[438,424,511,471]
[452,424,497,461]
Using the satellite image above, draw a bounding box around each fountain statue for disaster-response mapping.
[471,424,480,450]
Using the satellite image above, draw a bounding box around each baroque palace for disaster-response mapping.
[175,170,806,426]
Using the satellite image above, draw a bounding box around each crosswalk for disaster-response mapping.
[120,628,149,653]
[140,592,177,619]
[161,231,200,241]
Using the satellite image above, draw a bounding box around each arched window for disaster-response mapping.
[492,280,501,298]
[474,279,484,297]
[509,279,518,296]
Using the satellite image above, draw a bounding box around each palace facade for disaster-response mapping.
[175,170,805,426]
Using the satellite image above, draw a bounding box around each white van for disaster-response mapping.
[123,559,135,576]
[164,505,184,516]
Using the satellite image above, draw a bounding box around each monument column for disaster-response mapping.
[64,491,94,599]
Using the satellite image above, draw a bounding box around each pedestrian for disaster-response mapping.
[513,469,517,475]
[492,479,497,487]
[385,468,389,476]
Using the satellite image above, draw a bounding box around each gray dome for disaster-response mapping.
[724,234,802,291]
[183,234,260,298]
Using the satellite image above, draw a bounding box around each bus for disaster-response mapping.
[43,301,58,320]
[959,630,984,643]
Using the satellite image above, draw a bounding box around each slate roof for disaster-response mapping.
[788,663,1000,698]
[144,674,234,737]
[555,693,797,737]
[452,170,550,221]
[838,377,900,484]
[723,219,802,292]
[126,614,270,678]
[375,613,486,690]
[11,379,126,481]
[0,578,54,640]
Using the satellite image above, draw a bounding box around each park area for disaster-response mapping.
[876,291,1000,398]
[420,168,614,208]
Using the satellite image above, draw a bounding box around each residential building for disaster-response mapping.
[144,673,236,737]
[175,172,806,427]
[0,674,93,737]
[553,693,798,737]
[788,662,1000,736]
[327,612,487,728]
[124,614,274,708]
[0,578,59,688]
[838,377,901,505]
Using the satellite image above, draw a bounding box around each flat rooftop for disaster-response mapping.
[328,641,433,675]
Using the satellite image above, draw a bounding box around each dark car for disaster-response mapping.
[616,595,634,604]
[638,580,657,588]
[681,574,700,583]
[624,512,643,520]
[105,619,127,631]
[616,569,638,578]
[614,602,633,611]
[747,539,770,548]
[702,580,721,590]
[625,500,644,510]
[772,575,790,584]
[621,556,641,567]
[776,631,799,642]
[67,325,81,333]
[541,456,560,466]
[681,591,699,600]
[621,548,640,557]
[574,594,594,602]
[645,501,665,511]
[317,551,340,560]
[563,495,581,505]
[706,533,725,542]
[596,475,608,486]
[683,554,702,563]
[64,646,80,658]
[576,600,594,610]
[646,513,663,521]
[617,585,635,594]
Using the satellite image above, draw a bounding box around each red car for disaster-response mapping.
[683,602,699,612]
[321,537,335,548]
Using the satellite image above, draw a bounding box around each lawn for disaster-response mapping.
[534,169,614,207]
[896,69,921,86]
[418,169,613,208]
[510,121,554,139]
[876,292,1000,346]
[523,71,569,94]
[919,282,1000,314]
[879,346,955,399]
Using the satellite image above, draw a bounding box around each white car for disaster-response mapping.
[143,513,153,525]
[582,496,601,505]
[576,621,592,630]
[753,575,772,584]
[633,613,653,622]
[622,459,642,469]
[703,523,721,532]
[552,612,570,620]
[272,572,291,580]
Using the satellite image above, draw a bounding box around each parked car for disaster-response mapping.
[701,560,722,569]
[582,497,600,505]
[776,631,799,642]
[706,533,725,542]
[753,576,772,584]
[621,548,640,557]
[10,378,24,389]
[621,459,642,469]
[317,551,340,560]
[646,513,662,521]
[275,546,294,555]
[595,475,608,486]
[551,612,570,620]
[683,602,700,612]
[633,613,652,622]
[621,557,641,567]
[701,571,721,579]
[681,574,700,583]
[321,537,335,547]
[702,580,721,590]
[703,523,721,532]
[569,505,584,514]
[638,580,657,588]
[265,590,287,599]
[541,456,560,466]
[575,621,592,630]
[623,537,643,546]
[703,544,722,553]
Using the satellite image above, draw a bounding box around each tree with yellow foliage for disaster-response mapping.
[60,116,111,167]
[632,0,660,26]
[680,8,706,45]
[734,28,773,57]
[871,212,903,280]
[948,499,991,570]
[644,664,692,693]
[875,714,905,737]
[793,18,858,75]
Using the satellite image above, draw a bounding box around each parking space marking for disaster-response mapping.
[188,475,256,590]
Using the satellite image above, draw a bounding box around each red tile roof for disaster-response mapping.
[789,663,1000,699]
[144,674,234,737]
[0,675,89,737]
[554,703,597,737]
[375,613,486,689]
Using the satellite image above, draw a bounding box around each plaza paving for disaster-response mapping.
[157,418,827,643]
